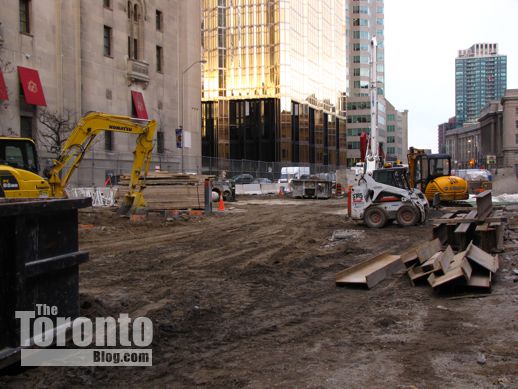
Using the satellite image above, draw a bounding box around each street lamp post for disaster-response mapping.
[180,59,206,173]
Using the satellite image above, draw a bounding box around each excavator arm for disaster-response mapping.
[47,112,157,214]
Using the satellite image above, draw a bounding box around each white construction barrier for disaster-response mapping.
[260,183,279,194]
[242,183,262,195]
[234,183,280,195]
[235,184,246,195]
[66,187,117,207]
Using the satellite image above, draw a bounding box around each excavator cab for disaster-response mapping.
[408,148,468,202]
[0,137,50,198]
[0,137,40,174]
[413,153,452,190]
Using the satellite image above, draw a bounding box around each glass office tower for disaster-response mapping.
[455,43,507,126]
[201,0,347,166]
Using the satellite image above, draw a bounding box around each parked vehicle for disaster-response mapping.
[350,167,429,228]
[212,179,235,201]
[278,166,310,184]
[252,178,272,184]
[231,174,254,184]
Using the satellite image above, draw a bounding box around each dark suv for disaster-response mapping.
[231,174,254,184]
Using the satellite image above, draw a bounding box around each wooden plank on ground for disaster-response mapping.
[407,262,441,286]
[476,190,493,220]
[489,221,505,253]
[467,272,492,289]
[465,242,499,273]
[427,255,472,288]
[438,245,455,273]
[454,221,476,251]
[421,251,442,272]
[335,253,403,289]
[430,217,478,224]
[417,238,442,263]
[400,246,419,268]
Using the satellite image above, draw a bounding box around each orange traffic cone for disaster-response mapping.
[278,185,284,197]
[218,193,225,211]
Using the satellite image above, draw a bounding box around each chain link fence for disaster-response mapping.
[38,151,339,188]
[200,157,338,181]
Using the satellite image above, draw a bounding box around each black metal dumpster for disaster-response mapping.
[0,198,91,367]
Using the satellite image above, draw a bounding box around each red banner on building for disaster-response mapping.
[0,69,8,101]
[18,66,47,106]
[131,91,148,119]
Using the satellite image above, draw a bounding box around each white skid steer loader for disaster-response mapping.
[349,167,429,228]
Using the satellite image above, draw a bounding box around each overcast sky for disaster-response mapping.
[384,0,518,153]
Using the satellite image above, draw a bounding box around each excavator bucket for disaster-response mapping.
[117,192,147,216]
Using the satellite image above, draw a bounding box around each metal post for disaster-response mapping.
[181,59,206,173]
[180,125,184,173]
[204,178,212,214]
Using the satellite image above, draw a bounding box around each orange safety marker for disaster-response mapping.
[336,183,342,197]
[218,194,225,211]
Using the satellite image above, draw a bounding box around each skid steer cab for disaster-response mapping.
[349,167,429,228]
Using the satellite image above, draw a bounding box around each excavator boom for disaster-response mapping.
[48,112,157,214]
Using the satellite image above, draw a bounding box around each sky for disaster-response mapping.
[384,0,518,153]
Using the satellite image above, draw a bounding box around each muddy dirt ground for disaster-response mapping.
[1,197,518,388]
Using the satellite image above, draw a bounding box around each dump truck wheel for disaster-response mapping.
[364,206,388,228]
[223,191,232,201]
[396,205,419,227]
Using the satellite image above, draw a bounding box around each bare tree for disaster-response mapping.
[37,108,76,158]
[0,42,14,112]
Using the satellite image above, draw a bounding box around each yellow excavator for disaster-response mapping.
[407,147,469,203]
[0,112,156,214]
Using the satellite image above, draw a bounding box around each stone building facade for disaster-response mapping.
[0,0,201,186]
[445,89,518,171]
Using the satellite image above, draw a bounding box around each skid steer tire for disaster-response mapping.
[364,206,388,228]
[396,205,419,227]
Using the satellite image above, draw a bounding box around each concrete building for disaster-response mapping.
[455,43,507,126]
[445,89,518,171]
[444,123,480,169]
[0,0,202,185]
[385,100,407,162]
[201,0,347,171]
[437,117,456,153]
